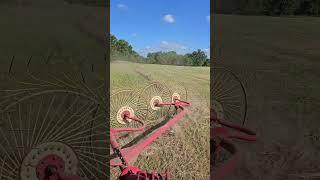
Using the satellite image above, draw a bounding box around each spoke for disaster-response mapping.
[16,81,52,87]
[74,148,107,159]
[62,73,82,89]
[40,95,69,141]
[34,95,56,144]
[18,103,24,156]
[0,174,16,180]
[77,152,108,168]
[27,100,32,149]
[78,166,87,178]
[0,157,17,177]
[0,122,19,168]
[44,96,81,141]
[0,88,38,92]
[0,90,29,101]
[61,132,106,144]
[30,96,44,146]
[58,118,105,143]
[72,145,108,150]
[79,156,108,177]
[7,113,22,162]
[79,160,99,179]
[28,73,64,88]
[49,102,95,141]
[68,139,107,145]
[49,74,77,89]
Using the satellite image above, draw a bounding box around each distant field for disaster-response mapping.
[0,2,104,63]
[110,61,210,179]
[214,14,320,179]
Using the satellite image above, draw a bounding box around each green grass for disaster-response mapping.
[214,14,320,179]
[0,2,104,63]
[110,61,210,179]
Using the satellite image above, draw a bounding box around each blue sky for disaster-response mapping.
[110,0,210,57]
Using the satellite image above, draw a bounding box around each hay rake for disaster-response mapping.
[211,66,257,180]
[110,81,191,180]
[0,65,108,180]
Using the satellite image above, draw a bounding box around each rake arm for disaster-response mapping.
[211,110,257,180]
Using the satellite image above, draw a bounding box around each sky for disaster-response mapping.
[110,0,210,57]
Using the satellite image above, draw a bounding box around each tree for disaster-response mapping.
[186,49,208,66]
[110,34,143,62]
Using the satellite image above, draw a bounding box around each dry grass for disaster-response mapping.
[214,14,320,180]
[110,61,210,179]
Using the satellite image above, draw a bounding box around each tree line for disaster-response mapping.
[111,35,209,66]
[216,0,320,16]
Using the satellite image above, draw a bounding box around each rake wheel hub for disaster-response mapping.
[36,155,64,180]
[20,142,78,180]
[172,93,181,103]
[117,106,134,124]
[150,96,162,110]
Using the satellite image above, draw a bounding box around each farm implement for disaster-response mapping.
[110,82,191,180]
[211,67,257,180]
[0,67,109,180]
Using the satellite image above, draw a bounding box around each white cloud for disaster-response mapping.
[161,41,169,45]
[131,33,137,37]
[163,14,175,23]
[117,3,128,10]
[206,15,210,22]
[204,48,210,58]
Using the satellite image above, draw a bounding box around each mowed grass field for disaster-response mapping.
[214,14,320,179]
[110,61,210,179]
[0,2,104,64]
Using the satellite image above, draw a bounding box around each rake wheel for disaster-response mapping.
[138,82,173,126]
[170,82,188,103]
[110,89,147,128]
[0,63,108,179]
[211,66,247,125]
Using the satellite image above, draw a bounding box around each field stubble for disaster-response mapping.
[110,61,210,179]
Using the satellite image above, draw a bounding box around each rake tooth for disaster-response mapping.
[8,56,14,75]
[27,56,32,67]
[81,71,86,83]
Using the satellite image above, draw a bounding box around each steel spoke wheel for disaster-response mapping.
[211,66,247,125]
[0,63,108,179]
[138,82,173,126]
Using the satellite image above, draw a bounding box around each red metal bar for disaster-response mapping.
[211,138,239,180]
[111,98,191,179]
[158,99,191,108]
[211,109,257,180]
[110,110,187,165]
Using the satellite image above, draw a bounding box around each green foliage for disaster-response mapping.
[216,0,320,16]
[146,50,208,66]
[63,0,107,7]
[110,34,144,63]
[146,51,193,66]
[185,49,208,66]
[111,34,209,66]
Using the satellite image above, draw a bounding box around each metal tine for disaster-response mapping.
[8,56,14,75]
[27,56,32,67]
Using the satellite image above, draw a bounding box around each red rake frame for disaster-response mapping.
[211,109,257,180]
[211,66,257,180]
[110,97,191,179]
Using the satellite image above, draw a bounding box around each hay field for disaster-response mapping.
[110,61,210,179]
